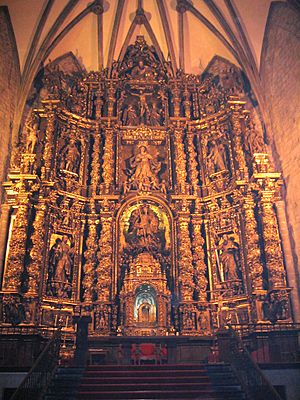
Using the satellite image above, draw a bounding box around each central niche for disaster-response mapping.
[118,200,172,291]
[119,252,171,336]
[134,284,157,324]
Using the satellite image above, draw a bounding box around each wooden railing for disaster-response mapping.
[217,326,283,400]
[10,329,61,400]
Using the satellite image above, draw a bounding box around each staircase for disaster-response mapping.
[44,367,84,400]
[76,363,245,400]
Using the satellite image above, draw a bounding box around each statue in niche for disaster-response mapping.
[60,139,80,174]
[125,145,161,190]
[149,104,161,126]
[126,204,165,251]
[47,235,74,298]
[131,59,154,80]
[25,122,38,153]
[122,104,139,126]
[217,234,240,281]
[207,139,228,174]
[244,120,265,155]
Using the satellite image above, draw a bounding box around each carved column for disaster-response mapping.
[0,204,11,284]
[183,85,191,118]
[96,208,113,302]
[90,129,101,195]
[187,130,199,194]
[2,196,30,293]
[172,83,181,117]
[243,190,264,290]
[173,128,188,193]
[260,190,287,289]
[242,189,265,322]
[191,213,207,301]
[26,200,47,295]
[228,98,248,179]
[41,101,58,180]
[95,86,103,119]
[82,211,98,303]
[107,82,115,117]
[177,207,194,302]
[101,128,114,193]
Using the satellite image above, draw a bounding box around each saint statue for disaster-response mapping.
[60,140,80,173]
[126,204,165,251]
[131,59,153,79]
[48,235,74,297]
[25,123,38,153]
[122,104,139,126]
[207,140,228,174]
[149,105,161,126]
[217,234,240,281]
[126,145,161,190]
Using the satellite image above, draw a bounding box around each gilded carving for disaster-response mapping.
[0,35,292,336]
[27,201,47,295]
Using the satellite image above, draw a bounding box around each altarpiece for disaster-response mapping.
[0,36,292,346]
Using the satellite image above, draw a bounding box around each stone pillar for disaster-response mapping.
[275,200,300,322]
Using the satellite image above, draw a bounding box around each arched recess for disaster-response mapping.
[115,195,176,298]
[134,284,157,323]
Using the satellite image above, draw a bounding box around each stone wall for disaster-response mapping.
[0,7,20,205]
[260,3,300,305]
